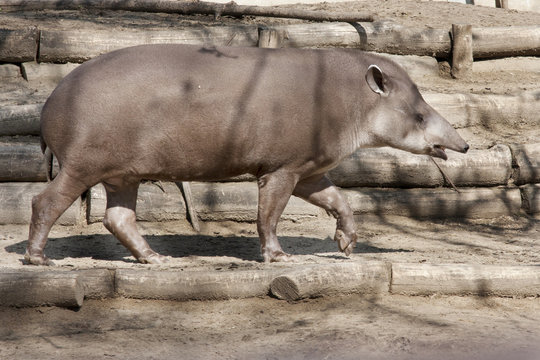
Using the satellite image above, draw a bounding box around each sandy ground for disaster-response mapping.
[1,1,539,359]
[1,293,540,360]
[1,216,540,359]
[1,215,540,269]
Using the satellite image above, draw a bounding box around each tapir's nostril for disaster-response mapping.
[463,144,470,153]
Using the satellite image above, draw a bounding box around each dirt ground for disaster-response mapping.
[1,1,539,359]
[1,215,540,269]
[1,294,540,360]
[1,215,540,360]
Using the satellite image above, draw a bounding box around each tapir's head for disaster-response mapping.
[363,64,469,160]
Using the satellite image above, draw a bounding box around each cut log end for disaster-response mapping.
[270,276,300,301]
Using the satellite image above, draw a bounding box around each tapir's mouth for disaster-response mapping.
[431,145,448,160]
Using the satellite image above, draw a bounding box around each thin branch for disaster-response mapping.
[430,156,460,193]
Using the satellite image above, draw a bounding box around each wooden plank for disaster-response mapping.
[0,270,84,307]
[0,104,42,136]
[21,61,79,85]
[0,137,49,181]
[392,263,540,297]
[275,21,451,57]
[39,27,259,63]
[369,52,439,82]
[78,269,115,299]
[451,24,473,79]
[190,182,321,222]
[0,182,82,225]
[473,26,540,59]
[0,27,38,62]
[269,262,390,301]
[329,145,512,188]
[116,268,279,301]
[343,187,522,219]
[472,57,540,73]
[0,64,20,78]
[88,182,186,223]
[423,91,540,129]
[258,28,286,48]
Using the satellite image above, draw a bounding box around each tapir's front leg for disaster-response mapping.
[293,175,357,255]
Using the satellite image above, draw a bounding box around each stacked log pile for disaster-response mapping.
[0,4,539,224]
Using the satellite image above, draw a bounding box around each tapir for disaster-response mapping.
[25,44,469,265]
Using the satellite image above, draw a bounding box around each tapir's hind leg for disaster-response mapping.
[26,170,89,265]
[257,171,299,262]
[102,179,168,264]
[293,175,357,256]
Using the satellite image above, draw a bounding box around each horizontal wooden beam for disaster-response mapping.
[0,137,48,181]
[38,27,259,62]
[0,182,82,225]
[329,145,512,188]
[0,0,374,22]
[0,104,42,136]
[0,27,38,62]
[0,270,84,307]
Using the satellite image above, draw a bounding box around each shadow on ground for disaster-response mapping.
[4,233,410,263]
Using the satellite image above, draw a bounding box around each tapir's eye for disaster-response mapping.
[416,114,425,123]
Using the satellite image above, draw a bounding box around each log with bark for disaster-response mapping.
[0,0,374,22]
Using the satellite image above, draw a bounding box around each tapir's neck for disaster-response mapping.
[336,106,382,160]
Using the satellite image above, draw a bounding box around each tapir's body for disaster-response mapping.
[27,44,469,265]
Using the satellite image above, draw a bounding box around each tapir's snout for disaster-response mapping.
[430,142,469,161]
[424,107,470,160]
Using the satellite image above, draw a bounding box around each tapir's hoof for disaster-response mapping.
[24,251,55,266]
[138,253,170,264]
[334,229,357,256]
[264,252,297,263]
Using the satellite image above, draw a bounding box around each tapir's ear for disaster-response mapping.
[365,65,389,97]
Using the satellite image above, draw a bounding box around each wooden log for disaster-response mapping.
[0,137,49,181]
[510,143,540,185]
[88,181,186,223]
[258,28,286,48]
[0,104,42,136]
[451,24,473,79]
[275,21,451,57]
[0,270,84,307]
[0,0,374,22]
[368,52,439,82]
[423,91,540,129]
[329,145,512,188]
[39,27,259,63]
[0,27,38,62]
[0,182,82,225]
[521,184,540,215]
[269,262,390,301]
[0,64,20,79]
[21,61,79,85]
[94,182,523,222]
[115,268,279,301]
[391,263,540,297]
[190,182,321,222]
[342,187,522,219]
[78,269,115,299]
[472,26,540,59]
[472,57,540,73]
[495,0,509,9]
